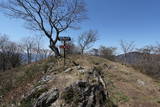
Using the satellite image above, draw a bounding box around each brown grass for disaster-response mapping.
[1,55,160,107]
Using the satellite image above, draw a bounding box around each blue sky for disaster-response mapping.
[0,0,160,52]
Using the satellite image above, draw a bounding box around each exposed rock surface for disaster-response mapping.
[137,79,145,86]
[22,85,48,101]
[1,55,160,107]
[64,68,73,73]
[61,81,113,107]
[39,75,53,84]
[19,62,114,107]
[0,95,3,103]
[34,88,59,107]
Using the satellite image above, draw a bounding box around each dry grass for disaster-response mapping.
[68,55,160,107]
[0,55,160,107]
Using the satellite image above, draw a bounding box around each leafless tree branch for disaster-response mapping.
[0,0,87,56]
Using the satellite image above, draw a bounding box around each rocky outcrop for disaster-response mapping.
[61,65,114,107]
[19,63,115,107]
[38,75,54,85]
[34,88,59,107]
[61,81,113,107]
[22,85,48,101]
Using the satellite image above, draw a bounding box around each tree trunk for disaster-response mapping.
[81,48,84,55]
[2,55,6,72]
[27,49,31,64]
[49,40,61,57]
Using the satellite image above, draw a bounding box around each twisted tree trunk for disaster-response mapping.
[49,39,61,57]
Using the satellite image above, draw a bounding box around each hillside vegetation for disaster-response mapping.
[117,52,160,80]
[0,55,160,107]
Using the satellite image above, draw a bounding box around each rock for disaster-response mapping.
[72,61,79,66]
[42,75,52,82]
[47,66,54,72]
[11,104,15,107]
[0,95,3,103]
[34,88,59,107]
[95,62,100,65]
[93,67,101,77]
[38,75,54,84]
[61,81,113,107]
[77,65,84,70]
[75,66,89,73]
[78,69,85,73]
[47,64,58,73]
[21,85,48,103]
[0,95,3,99]
[64,68,73,73]
[137,79,145,86]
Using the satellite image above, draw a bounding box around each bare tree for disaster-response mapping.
[0,35,23,71]
[99,46,117,61]
[0,35,9,71]
[33,35,43,61]
[154,42,160,54]
[130,45,160,80]
[0,0,87,57]
[120,40,135,63]
[78,30,98,54]
[136,45,154,54]
[39,48,53,60]
[64,41,81,54]
[90,48,99,56]
[62,40,79,55]
[32,35,53,61]
[7,42,23,68]
[21,36,36,64]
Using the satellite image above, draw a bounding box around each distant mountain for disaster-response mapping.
[116,52,160,80]
[116,52,160,64]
